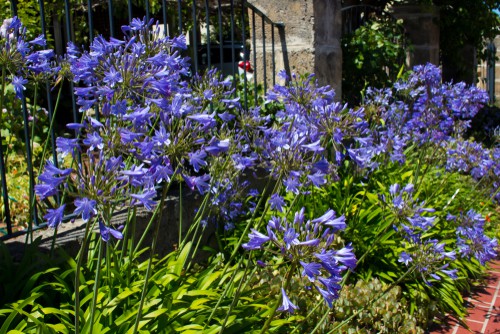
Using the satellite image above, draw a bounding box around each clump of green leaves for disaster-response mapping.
[342,17,409,104]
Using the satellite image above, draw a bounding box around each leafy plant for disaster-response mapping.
[342,16,409,104]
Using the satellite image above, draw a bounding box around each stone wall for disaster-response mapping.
[248,0,342,98]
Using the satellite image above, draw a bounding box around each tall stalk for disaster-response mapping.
[132,181,171,334]
[259,261,297,334]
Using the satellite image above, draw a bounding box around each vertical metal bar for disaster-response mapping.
[87,0,94,41]
[145,0,150,23]
[261,15,266,93]
[108,0,115,37]
[177,0,183,33]
[217,0,223,71]
[241,0,248,110]
[2,0,17,235]
[229,0,235,79]
[38,1,59,209]
[64,0,73,43]
[271,23,276,86]
[86,0,99,122]
[63,0,81,167]
[488,41,496,103]
[46,95,59,172]
[252,9,257,106]
[204,0,211,69]
[128,0,133,23]
[21,99,39,228]
[162,0,168,37]
[10,0,18,16]
[64,0,78,124]
[38,0,47,36]
[0,123,12,236]
[192,0,199,74]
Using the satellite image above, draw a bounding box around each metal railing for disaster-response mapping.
[486,41,496,103]
[0,0,284,240]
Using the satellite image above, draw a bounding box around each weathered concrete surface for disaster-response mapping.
[248,0,342,97]
[3,188,217,263]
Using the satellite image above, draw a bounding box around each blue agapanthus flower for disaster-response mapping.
[243,207,356,310]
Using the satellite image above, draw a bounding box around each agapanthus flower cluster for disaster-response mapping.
[243,207,356,311]
[259,71,371,190]
[35,18,244,239]
[446,139,500,202]
[449,209,498,265]
[369,64,488,144]
[0,17,57,98]
[383,183,458,283]
[363,64,488,165]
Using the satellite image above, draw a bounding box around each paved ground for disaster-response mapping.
[430,260,500,334]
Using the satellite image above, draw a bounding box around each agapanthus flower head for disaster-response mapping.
[243,207,355,307]
[453,209,498,265]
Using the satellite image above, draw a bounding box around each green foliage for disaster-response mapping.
[342,17,409,104]
[0,238,273,333]
[0,0,41,40]
[289,143,495,329]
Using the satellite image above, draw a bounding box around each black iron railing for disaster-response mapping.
[0,0,284,240]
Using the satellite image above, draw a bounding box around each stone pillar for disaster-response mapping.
[313,0,342,96]
[393,4,440,67]
[248,0,342,97]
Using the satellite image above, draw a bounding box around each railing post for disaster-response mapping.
[487,41,496,103]
[10,0,18,16]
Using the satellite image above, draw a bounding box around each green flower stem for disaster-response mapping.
[37,83,63,172]
[218,252,253,334]
[30,83,38,167]
[117,205,135,260]
[74,218,96,334]
[22,82,38,244]
[0,68,5,121]
[259,260,297,334]
[89,239,104,332]
[205,171,279,327]
[414,145,440,193]
[289,299,323,334]
[132,182,174,255]
[178,157,232,253]
[132,181,171,334]
[178,190,210,251]
[178,181,182,246]
[204,248,246,328]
